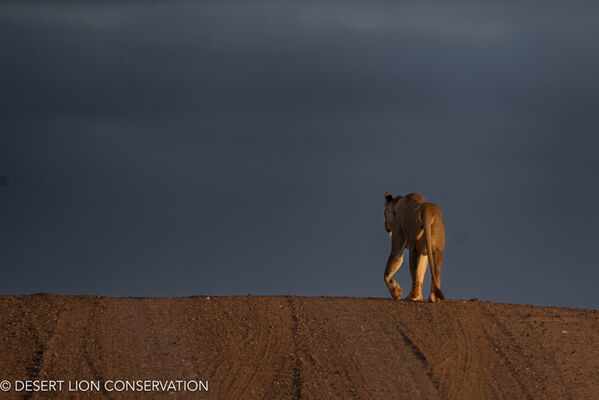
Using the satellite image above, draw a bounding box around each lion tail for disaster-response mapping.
[424,204,444,300]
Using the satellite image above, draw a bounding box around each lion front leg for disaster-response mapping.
[384,252,404,299]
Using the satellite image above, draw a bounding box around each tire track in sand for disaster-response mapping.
[436,302,533,400]
[21,296,65,400]
[287,297,303,399]
[203,297,293,400]
[396,301,532,400]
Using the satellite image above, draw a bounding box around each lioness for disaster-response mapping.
[384,192,445,302]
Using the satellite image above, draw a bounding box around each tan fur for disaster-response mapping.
[384,192,445,302]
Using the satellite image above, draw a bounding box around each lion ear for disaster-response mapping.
[385,192,394,203]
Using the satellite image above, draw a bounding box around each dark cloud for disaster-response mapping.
[1,1,598,308]
[0,173,8,187]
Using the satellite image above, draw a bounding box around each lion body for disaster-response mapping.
[384,192,445,302]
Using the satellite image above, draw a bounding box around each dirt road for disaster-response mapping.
[0,294,597,399]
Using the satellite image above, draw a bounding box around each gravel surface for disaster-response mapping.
[0,294,598,399]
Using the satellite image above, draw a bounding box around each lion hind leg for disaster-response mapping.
[429,249,444,303]
[384,253,404,300]
[407,253,427,301]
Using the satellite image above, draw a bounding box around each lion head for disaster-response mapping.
[384,192,401,236]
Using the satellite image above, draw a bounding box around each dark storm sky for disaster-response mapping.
[1,1,599,309]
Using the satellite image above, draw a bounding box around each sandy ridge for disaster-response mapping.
[0,294,598,399]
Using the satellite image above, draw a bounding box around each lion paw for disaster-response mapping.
[390,286,402,300]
